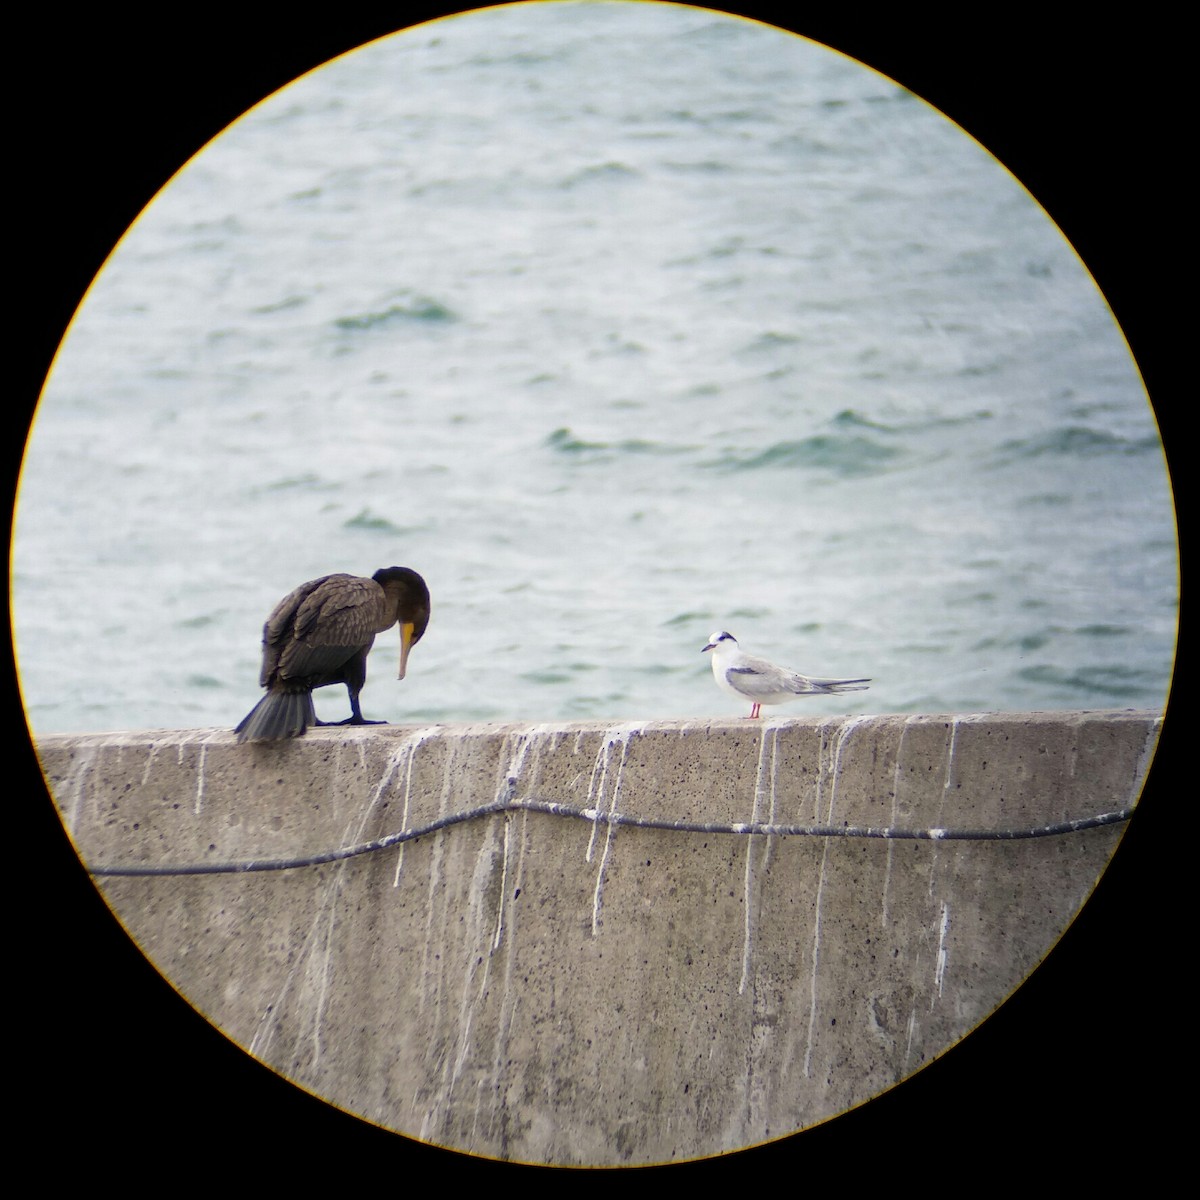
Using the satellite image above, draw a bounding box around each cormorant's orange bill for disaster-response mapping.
[398,620,417,679]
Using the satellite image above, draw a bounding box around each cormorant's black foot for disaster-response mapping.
[315,716,388,727]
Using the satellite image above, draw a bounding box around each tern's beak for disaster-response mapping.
[701,641,715,653]
[398,620,417,679]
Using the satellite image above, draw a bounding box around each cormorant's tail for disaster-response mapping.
[234,690,316,742]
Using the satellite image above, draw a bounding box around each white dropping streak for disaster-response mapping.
[812,720,828,821]
[1067,714,1081,779]
[59,742,98,834]
[883,717,914,927]
[370,727,437,887]
[498,730,534,796]
[190,731,223,817]
[392,740,424,887]
[825,715,866,821]
[492,816,511,952]
[249,774,385,1070]
[194,742,207,815]
[138,743,159,790]
[739,722,780,995]
[933,903,950,1000]
[1134,719,1161,798]
[926,718,965,899]
[943,717,961,796]
[447,809,522,1097]
[802,839,831,1078]
[758,721,782,867]
[484,729,539,951]
[586,724,642,936]
[304,896,339,1070]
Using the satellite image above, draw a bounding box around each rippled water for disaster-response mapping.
[12,2,1177,735]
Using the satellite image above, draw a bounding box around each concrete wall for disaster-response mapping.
[37,710,1158,1166]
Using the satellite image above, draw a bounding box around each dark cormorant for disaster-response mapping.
[235,566,430,743]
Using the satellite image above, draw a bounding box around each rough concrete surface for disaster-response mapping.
[36,710,1158,1165]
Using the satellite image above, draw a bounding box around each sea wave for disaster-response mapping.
[702,434,901,476]
[334,294,457,331]
[990,425,1160,463]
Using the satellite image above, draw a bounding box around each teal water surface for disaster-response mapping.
[13,3,1176,734]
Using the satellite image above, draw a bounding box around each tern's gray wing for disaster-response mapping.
[728,653,869,697]
[789,673,871,695]
[724,654,797,698]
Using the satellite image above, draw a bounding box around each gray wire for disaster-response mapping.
[87,779,1136,877]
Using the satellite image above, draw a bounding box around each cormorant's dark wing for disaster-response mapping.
[261,574,386,685]
[260,576,334,686]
